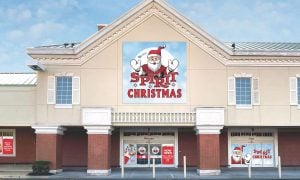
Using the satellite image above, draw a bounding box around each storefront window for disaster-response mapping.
[230,143,274,166]
[0,129,15,156]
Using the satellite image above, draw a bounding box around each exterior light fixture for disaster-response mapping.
[27,60,45,71]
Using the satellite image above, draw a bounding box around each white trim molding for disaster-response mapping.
[84,125,113,135]
[234,73,253,78]
[197,169,221,175]
[195,107,224,134]
[32,125,66,135]
[49,169,63,174]
[87,169,111,176]
[195,125,224,134]
[195,108,224,126]
[82,107,112,126]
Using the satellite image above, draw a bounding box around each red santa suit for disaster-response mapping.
[231,156,246,164]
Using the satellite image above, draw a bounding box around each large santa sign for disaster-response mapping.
[123,42,186,103]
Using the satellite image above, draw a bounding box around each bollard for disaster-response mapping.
[278,156,282,179]
[153,158,155,179]
[121,157,124,178]
[248,163,251,179]
[183,156,186,179]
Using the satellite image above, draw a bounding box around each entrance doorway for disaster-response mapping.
[229,128,277,167]
[121,128,178,167]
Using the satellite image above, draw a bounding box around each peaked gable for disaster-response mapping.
[27,0,300,66]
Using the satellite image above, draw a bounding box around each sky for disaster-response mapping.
[0,0,300,72]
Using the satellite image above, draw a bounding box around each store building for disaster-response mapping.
[1,0,300,176]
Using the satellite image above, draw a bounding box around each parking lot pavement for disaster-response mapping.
[2,167,300,179]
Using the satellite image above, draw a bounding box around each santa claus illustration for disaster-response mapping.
[130,45,179,78]
[124,144,137,164]
[142,46,167,78]
[231,146,246,164]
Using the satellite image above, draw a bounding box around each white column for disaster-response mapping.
[82,107,113,176]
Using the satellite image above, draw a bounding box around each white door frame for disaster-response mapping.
[228,128,278,168]
[119,127,178,167]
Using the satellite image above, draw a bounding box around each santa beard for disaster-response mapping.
[232,155,241,162]
[147,62,161,73]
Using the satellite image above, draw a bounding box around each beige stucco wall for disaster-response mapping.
[0,86,36,126]
[30,15,300,126]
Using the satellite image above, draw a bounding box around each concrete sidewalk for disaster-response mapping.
[1,166,300,179]
[50,167,300,179]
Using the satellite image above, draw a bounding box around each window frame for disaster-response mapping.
[55,75,73,109]
[296,75,300,109]
[234,73,253,109]
[0,129,16,157]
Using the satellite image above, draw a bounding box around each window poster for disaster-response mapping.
[162,144,174,164]
[252,144,262,165]
[3,137,13,155]
[231,144,251,165]
[0,134,14,155]
[0,137,2,155]
[253,144,274,165]
[124,144,137,165]
[123,42,186,103]
[137,144,148,164]
[231,143,274,166]
[150,144,161,164]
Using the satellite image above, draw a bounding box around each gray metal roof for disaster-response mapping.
[35,43,80,49]
[0,73,37,85]
[35,42,300,53]
[224,42,300,52]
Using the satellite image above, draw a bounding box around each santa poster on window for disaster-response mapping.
[2,136,13,155]
[231,144,251,165]
[123,42,186,103]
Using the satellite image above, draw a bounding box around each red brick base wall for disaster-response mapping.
[87,134,111,170]
[220,131,228,167]
[0,127,35,164]
[197,134,220,170]
[278,131,300,166]
[62,128,87,167]
[36,134,62,170]
[111,130,120,167]
[178,130,197,166]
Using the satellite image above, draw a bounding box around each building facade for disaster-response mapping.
[1,0,300,176]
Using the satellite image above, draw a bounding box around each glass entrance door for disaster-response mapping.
[124,143,174,167]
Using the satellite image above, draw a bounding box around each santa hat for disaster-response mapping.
[148,46,165,57]
[234,145,246,152]
[233,147,242,151]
